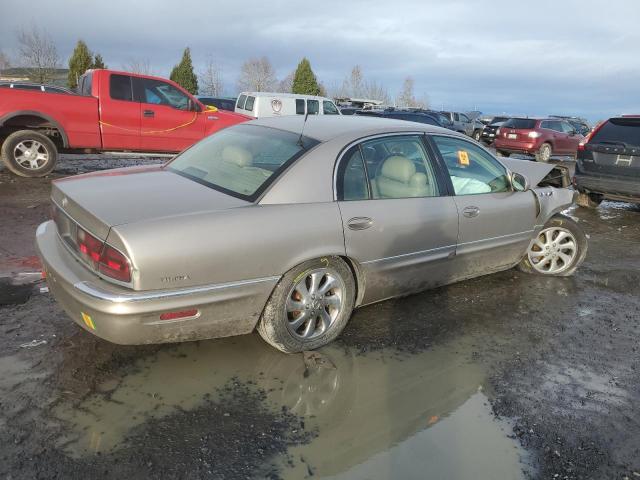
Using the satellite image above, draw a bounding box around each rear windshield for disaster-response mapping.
[490,117,508,125]
[590,118,640,147]
[502,118,536,129]
[167,125,318,201]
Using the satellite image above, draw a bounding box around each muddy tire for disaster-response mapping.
[1,130,58,177]
[257,257,355,353]
[576,192,602,209]
[518,214,587,277]
[535,142,552,163]
[472,130,482,141]
[496,150,510,157]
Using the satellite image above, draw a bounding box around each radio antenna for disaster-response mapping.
[298,111,309,148]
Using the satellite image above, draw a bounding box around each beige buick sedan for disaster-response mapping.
[37,116,587,352]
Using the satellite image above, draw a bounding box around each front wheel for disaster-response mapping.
[535,142,552,162]
[517,214,587,277]
[257,257,356,353]
[473,130,482,141]
[1,130,58,177]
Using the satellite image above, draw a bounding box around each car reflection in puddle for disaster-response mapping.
[54,331,529,479]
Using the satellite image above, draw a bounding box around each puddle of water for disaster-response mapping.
[0,278,33,306]
[53,332,528,478]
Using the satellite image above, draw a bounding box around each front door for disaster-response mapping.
[136,77,205,152]
[336,134,459,304]
[100,73,141,150]
[430,135,537,280]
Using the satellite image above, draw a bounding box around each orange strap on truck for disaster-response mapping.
[98,111,199,135]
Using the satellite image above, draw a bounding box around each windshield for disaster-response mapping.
[167,125,317,201]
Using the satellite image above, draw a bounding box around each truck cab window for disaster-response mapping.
[307,100,319,115]
[109,74,133,101]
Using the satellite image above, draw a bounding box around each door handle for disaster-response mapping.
[462,206,480,218]
[143,110,155,118]
[347,217,373,230]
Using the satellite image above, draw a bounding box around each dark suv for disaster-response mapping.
[494,117,583,162]
[356,109,445,127]
[574,116,640,208]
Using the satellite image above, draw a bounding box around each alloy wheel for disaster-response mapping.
[527,227,578,274]
[14,140,49,170]
[285,268,345,340]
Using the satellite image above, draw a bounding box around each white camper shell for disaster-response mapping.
[235,92,341,118]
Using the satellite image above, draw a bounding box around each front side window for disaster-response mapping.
[323,101,339,115]
[245,96,255,111]
[295,99,305,114]
[338,147,369,201]
[459,113,470,122]
[307,100,319,115]
[432,136,510,195]
[359,135,440,199]
[167,125,318,201]
[140,78,189,110]
[110,74,133,101]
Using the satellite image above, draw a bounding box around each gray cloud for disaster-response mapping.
[1,0,638,120]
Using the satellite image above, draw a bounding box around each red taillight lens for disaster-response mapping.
[98,245,131,283]
[159,309,199,321]
[76,226,131,283]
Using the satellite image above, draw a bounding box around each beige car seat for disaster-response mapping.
[375,155,433,198]
[205,145,270,195]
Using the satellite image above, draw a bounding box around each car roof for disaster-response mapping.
[238,92,333,101]
[247,115,453,142]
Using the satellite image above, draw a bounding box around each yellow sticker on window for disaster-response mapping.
[458,150,470,166]
[81,312,95,330]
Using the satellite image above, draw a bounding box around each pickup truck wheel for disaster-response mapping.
[472,130,482,141]
[517,214,587,277]
[535,142,552,163]
[258,257,355,353]
[576,192,603,209]
[496,150,510,157]
[1,130,58,177]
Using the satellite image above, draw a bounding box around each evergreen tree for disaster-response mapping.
[67,40,92,89]
[170,48,198,94]
[91,53,106,69]
[291,58,321,95]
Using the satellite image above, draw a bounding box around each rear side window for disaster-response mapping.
[245,96,255,111]
[307,100,319,115]
[590,118,640,147]
[338,147,369,201]
[323,101,339,115]
[110,74,133,101]
[236,94,247,110]
[296,99,305,114]
[502,118,536,129]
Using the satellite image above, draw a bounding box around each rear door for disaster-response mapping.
[99,73,141,150]
[582,117,640,179]
[136,77,205,152]
[336,134,459,304]
[430,135,537,279]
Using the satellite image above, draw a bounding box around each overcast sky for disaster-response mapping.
[1,0,638,121]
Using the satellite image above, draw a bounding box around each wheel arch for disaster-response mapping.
[0,111,69,147]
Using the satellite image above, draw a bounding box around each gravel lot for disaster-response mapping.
[1,154,639,479]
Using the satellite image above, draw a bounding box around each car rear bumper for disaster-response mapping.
[575,173,640,201]
[36,220,279,345]
[494,138,541,154]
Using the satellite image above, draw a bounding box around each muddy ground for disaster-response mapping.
[0,155,639,479]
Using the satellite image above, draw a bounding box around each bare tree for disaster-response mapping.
[0,50,10,71]
[199,58,224,96]
[277,70,294,93]
[363,79,391,105]
[396,77,426,108]
[16,26,60,83]
[332,65,390,103]
[121,58,154,75]
[237,57,277,92]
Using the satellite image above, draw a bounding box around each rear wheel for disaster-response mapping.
[576,192,603,209]
[535,142,552,162]
[517,214,587,277]
[257,257,355,353]
[496,150,510,157]
[1,130,58,177]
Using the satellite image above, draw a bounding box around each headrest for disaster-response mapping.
[409,172,427,187]
[380,156,415,183]
[222,145,252,167]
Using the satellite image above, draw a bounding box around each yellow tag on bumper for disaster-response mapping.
[81,312,95,330]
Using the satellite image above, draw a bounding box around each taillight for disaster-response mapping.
[528,131,541,138]
[578,120,606,151]
[76,226,131,283]
[98,245,131,283]
[496,128,501,135]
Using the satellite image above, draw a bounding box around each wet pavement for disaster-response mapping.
[1,155,639,479]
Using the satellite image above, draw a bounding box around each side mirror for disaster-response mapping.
[511,172,529,192]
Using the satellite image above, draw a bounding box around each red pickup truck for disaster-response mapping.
[0,69,249,177]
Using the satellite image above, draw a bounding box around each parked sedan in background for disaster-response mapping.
[494,117,583,162]
[574,115,640,207]
[36,116,587,353]
[480,116,510,145]
[197,96,237,112]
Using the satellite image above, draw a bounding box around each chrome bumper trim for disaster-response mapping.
[73,275,281,304]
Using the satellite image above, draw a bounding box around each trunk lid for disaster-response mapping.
[51,164,249,240]
[580,117,640,178]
